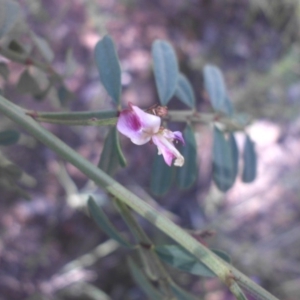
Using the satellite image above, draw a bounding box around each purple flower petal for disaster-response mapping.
[161,149,174,166]
[162,129,185,145]
[116,103,184,166]
[152,133,184,167]
[117,109,141,137]
[172,131,185,145]
[131,104,161,134]
[117,103,161,145]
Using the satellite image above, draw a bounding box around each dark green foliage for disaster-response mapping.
[242,135,257,183]
[176,125,198,189]
[213,127,238,191]
[98,126,127,176]
[170,282,198,300]
[175,73,196,109]
[229,132,239,179]
[152,40,179,105]
[57,85,74,106]
[155,244,231,277]
[87,196,132,248]
[150,154,174,196]
[17,70,41,96]
[0,63,9,80]
[203,65,233,115]
[127,257,163,300]
[0,0,21,39]
[0,130,20,145]
[94,35,121,105]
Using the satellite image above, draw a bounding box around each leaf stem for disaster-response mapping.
[23,108,246,131]
[32,117,117,126]
[167,110,247,131]
[25,110,118,126]
[26,110,118,120]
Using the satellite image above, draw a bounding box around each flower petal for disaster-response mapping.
[172,131,185,145]
[117,103,162,145]
[163,129,185,145]
[152,134,185,167]
[117,109,141,133]
[131,104,161,134]
[117,109,151,145]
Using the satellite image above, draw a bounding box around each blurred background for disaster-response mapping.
[1,0,300,299]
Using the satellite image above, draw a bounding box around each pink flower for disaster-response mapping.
[117,103,185,167]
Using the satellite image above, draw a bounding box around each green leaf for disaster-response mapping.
[57,85,74,106]
[94,35,121,105]
[242,135,256,183]
[65,48,77,77]
[229,132,239,179]
[137,248,161,281]
[98,127,127,176]
[152,40,179,105]
[176,125,198,189]
[127,258,163,300]
[155,244,230,278]
[0,63,9,80]
[87,196,132,248]
[175,74,195,108]
[0,0,22,39]
[0,130,20,145]
[203,65,233,115]
[213,127,237,192]
[8,40,25,54]
[155,244,215,277]
[17,69,41,96]
[34,83,52,102]
[213,249,231,264]
[170,282,197,300]
[150,154,174,196]
[65,282,112,300]
[30,32,54,62]
[1,163,22,180]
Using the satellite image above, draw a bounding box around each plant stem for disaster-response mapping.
[23,108,246,131]
[0,95,278,300]
[113,198,152,245]
[167,110,247,131]
[26,110,118,120]
[25,110,118,126]
[114,199,174,299]
[31,117,117,126]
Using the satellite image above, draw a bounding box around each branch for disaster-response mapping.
[0,95,278,300]
[23,108,247,131]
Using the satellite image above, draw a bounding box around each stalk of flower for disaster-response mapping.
[117,102,185,167]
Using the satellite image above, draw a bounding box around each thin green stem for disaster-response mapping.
[32,117,117,126]
[25,110,118,126]
[26,110,117,120]
[0,95,278,300]
[114,199,183,299]
[24,108,246,131]
[167,111,247,131]
[113,198,152,245]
